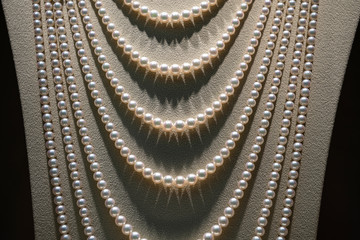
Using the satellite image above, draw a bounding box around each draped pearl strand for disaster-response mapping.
[64,0,287,188]
[91,0,254,76]
[54,0,298,239]
[75,0,272,132]
[275,2,318,239]
[46,0,98,238]
[251,1,316,239]
[120,0,222,25]
[32,0,319,239]
[32,0,71,239]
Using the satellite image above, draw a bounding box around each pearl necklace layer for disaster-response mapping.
[34,0,96,239]
[76,0,272,133]
[32,0,319,239]
[121,0,223,25]
[90,0,255,76]
[65,0,287,189]
[63,1,315,239]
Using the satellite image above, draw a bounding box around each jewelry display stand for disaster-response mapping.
[3,0,359,239]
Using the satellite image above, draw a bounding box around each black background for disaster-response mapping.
[2,2,359,239]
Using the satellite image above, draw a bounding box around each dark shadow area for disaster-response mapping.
[90,0,253,103]
[317,21,359,240]
[2,1,35,239]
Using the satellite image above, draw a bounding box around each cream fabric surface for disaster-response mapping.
[3,0,360,239]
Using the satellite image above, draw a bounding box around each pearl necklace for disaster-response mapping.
[33,0,76,239]
[32,0,319,239]
[76,0,271,133]
[34,0,96,239]
[62,1,316,239]
[90,0,255,76]
[252,1,318,238]
[49,0,291,238]
[120,0,224,25]
[65,0,286,189]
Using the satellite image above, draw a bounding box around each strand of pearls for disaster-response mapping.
[251,0,309,239]
[75,0,270,132]
[120,0,223,25]
[32,0,71,238]
[59,1,294,239]
[91,0,254,76]
[65,0,283,188]
[49,3,148,239]
[276,1,318,239]
[45,0,97,238]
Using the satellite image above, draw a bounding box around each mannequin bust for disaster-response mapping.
[2,0,359,239]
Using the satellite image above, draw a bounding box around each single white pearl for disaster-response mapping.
[218,216,229,227]
[200,2,210,11]
[206,163,216,174]
[175,176,187,188]
[163,120,173,131]
[201,53,210,64]
[211,224,222,236]
[197,169,207,180]
[134,161,144,172]
[170,64,180,75]
[144,113,153,123]
[152,118,162,129]
[203,232,213,240]
[152,172,163,184]
[142,168,153,179]
[160,12,169,23]
[149,10,159,20]
[171,12,180,22]
[192,58,202,70]
[182,10,191,20]
[187,173,197,185]
[186,118,197,129]
[209,47,218,57]
[115,215,126,226]
[160,64,169,74]
[175,120,185,132]
[163,175,173,187]
[130,231,141,240]
[192,6,201,16]
[121,224,133,235]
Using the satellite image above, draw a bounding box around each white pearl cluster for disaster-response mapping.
[76,0,270,132]
[121,0,221,24]
[61,1,293,239]
[91,0,254,76]
[33,0,320,239]
[32,0,71,239]
[70,0,277,189]
[45,0,97,239]
[251,0,311,239]
[276,1,318,239]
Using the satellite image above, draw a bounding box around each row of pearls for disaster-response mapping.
[47,0,97,239]
[44,1,148,239]
[91,0,254,76]
[32,0,71,239]
[121,0,221,25]
[251,0,309,239]
[200,1,304,239]
[62,1,296,239]
[276,1,318,239]
[70,0,279,188]
[77,0,270,132]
